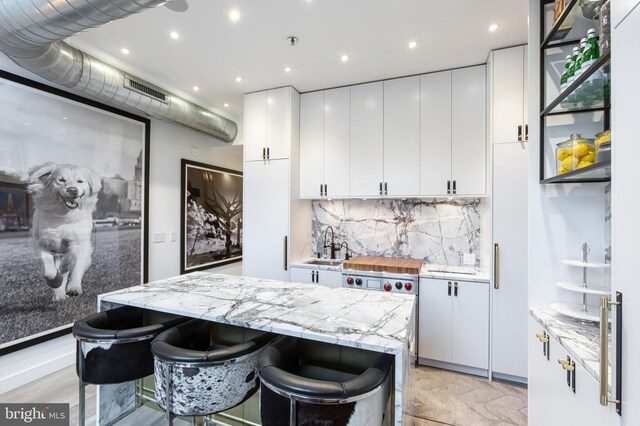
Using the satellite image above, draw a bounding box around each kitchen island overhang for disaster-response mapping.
[96,272,416,425]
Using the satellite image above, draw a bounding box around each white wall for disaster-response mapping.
[0,54,244,393]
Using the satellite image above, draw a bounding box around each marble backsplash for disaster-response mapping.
[311,198,482,267]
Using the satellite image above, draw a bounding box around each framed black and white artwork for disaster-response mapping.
[0,71,150,355]
[180,159,242,274]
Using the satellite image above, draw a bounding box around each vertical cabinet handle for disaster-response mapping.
[379,182,383,195]
[316,270,319,283]
[494,243,500,289]
[453,180,457,194]
[324,184,328,197]
[320,184,323,197]
[517,125,523,142]
[384,182,388,195]
[267,147,270,159]
[525,124,529,141]
[447,180,451,194]
[447,281,452,296]
[454,282,458,297]
[262,148,266,160]
[600,294,622,413]
[311,271,314,283]
[283,236,288,271]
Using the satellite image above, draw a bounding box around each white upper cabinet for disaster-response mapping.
[350,82,384,197]
[244,87,292,162]
[452,65,486,196]
[612,0,640,28]
[323,87,350,198]
[299,88,350,198]
[300,91,324,198]
[266,87,292,160]
[492,47,526,144]
[420,70,452,196]
[383,76,420,196]
[244,91,267,162]
[492,46,529,144]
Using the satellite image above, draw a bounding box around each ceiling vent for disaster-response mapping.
[0,0,237,142]
[124,76,168,104]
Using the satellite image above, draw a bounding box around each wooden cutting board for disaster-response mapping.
[342,256,422,274]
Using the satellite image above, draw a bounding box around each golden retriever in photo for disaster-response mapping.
[27,162,102,301]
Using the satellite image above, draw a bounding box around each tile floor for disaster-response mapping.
[1,365,527,425]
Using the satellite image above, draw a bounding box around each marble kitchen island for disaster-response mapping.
[96,272,416,425]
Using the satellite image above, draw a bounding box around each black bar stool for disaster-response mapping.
[151,319,273,425]
[258,336,394,426]
[72,306,187,426]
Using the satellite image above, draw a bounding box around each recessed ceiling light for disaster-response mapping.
[62,116,68,120]
[408,41,417,49]
[224,103,229,107]
[229,9,240,22]
[235,76,242,82]
[192,86,200,91]
[120,47,130,55]
[341,54,349,62]
[489,23,499,32]
[284,66,292,73]
[170,31,180,40]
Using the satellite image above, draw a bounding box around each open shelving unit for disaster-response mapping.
[539,0,611,183]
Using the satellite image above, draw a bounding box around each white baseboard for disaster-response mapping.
[0,334,76,394]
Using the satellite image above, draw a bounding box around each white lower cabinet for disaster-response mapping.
[528,315,612,426]
[418,278,489,371]
[289,267,342,287]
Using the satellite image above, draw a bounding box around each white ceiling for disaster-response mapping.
[68,0,528,118]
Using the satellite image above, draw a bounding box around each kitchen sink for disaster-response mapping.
[304,259,344,267]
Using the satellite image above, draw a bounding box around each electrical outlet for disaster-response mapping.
[191,146,199,157]
[463,253,475,265]
[170,231,177,242]
[153,232,166,243]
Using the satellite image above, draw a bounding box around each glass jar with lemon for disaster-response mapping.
[556,133,596,175]
[595,129,611,162]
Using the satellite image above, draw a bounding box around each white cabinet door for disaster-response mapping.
[244,91,267,162]
[523,45,529,141]
[300,91,325,198]
[492,142,529,379]
[492,47,525,144]
[548,335,576,426]
[290,267,314,284]
[612,0,640,28]
[350,82,384,197]
[451,280,489,369]
[528,316,553,426]
[420,71,452,196]
[452,66,486,196]
[574,363,612,426]
[323,87,350,198]
[383,76,420,196]
[418,278,452,362]
[266,87,291,160]
[317,270,342,287]
[243,160,290,281]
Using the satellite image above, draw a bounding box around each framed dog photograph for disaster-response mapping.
[0,71,150,355]
[180,160,242,274]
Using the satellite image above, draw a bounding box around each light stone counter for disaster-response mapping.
[97,272,416,425]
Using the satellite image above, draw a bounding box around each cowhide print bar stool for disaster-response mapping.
[258,336,395,426]
[72,306,188,426]
[150,319,273,425]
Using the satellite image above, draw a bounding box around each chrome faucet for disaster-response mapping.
[323,226,339,260]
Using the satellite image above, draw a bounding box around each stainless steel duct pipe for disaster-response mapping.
[0,0,238,142]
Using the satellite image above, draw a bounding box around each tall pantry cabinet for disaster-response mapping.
[488,45,529,382]
[243,87,310,280]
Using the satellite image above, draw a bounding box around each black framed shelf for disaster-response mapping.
[541,51,610,116]
[539,0,611,184]
[540,159,610,184]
